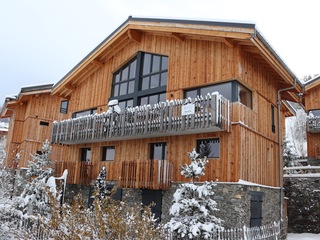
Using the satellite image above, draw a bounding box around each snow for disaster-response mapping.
[288,233,320,240]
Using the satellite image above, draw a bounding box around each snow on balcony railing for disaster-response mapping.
[51,92,230,144]
[284,165,320,177]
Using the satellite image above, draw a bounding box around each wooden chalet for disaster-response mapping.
[304,76,320,159]
[0,84,68,168]
[1,17,304,227]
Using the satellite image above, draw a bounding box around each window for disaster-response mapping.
[271,105,276,133]
[185,80,252,108]
[40,121,49,126]
[196,138,220,158]
[150,142,167,160]
[308,109,320,117]
[80,148,91,162]
[73,108,97,118]
[111,52,168,109]
[60,100,69,114]
[102,146,115,161]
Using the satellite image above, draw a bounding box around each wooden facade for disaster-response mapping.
[304,76,320,159]
[1,84,69,168]
[1,17,303,191]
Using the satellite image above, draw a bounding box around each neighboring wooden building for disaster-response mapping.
[0,84,68,168]
[304,76,320,159]
[2,17,304,228]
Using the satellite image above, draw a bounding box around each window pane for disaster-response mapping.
[119,101,126,110]
[114,73,120,83]
[201,82,232,100]
[121,66,129,81]
[152,55,161,73]
[159,93,166,103]
[150,74,160,89]
[81,148,91,162]
[149,94,158,105]
[129,60,137,79]
[128,80,135,94]
[141,77,149,90]
[143,54,151,75]
[120,82,127,95]
[160,72,167,86]
[309,109,320,117]
[127,99,133,108]
[161,57,168,70]
[150,143,166,160]
[197,138,220,158]
[113,85,119,97]
[60,100,68,114]
[103,146,115,161]
[185,89,198,99]
[140,96,148,106]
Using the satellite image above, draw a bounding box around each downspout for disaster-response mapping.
[277,78,296,223]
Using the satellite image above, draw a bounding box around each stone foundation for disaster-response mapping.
[284,177,320,233]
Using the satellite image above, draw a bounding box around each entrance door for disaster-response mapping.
[142,189,162,221]
[80,148,92,185]
[250,192,263,227]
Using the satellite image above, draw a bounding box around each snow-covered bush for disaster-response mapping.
[165,149,223,239]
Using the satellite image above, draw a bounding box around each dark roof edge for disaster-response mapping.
[255,30,303,89]
[304,75,320,86]
[52,16,256,91]
[20,83,54,93]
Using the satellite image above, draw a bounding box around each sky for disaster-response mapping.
[0,0,319,104]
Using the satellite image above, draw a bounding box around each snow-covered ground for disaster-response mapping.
[288,233,320,240]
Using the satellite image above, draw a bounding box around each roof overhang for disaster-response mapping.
[51,16,303,103]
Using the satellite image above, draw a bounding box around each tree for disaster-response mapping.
[165,149,223,239]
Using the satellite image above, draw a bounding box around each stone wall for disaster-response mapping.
[284,177,320,233]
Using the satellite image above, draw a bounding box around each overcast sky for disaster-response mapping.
[0,0,319,103]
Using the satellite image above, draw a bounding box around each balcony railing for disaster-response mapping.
[51,92,230,144]
[307,117,320,133]
[118,159,174,190]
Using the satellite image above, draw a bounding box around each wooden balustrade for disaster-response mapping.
[307,117,320,133]
[51,93,230,144]
[118,159,174,190]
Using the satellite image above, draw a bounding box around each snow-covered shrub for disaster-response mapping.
[165,149,223,239]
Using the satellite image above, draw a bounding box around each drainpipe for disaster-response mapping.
[277,78,297,224]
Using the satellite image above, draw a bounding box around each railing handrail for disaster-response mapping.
[52,93,230,144]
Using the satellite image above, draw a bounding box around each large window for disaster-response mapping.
[111,52,168,110]
[185,80,252,108]
[196,138,220,158]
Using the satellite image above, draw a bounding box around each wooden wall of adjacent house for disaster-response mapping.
[305,87,320,111]
[53,32,290,187]
[5,92,70,168]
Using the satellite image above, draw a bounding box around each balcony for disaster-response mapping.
[51,93,230,144]
[118,159,174,190]
[307,117,320,133]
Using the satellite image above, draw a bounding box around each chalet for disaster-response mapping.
[0,84,67,168]
[304,75,320,159]
[1,17,304,228]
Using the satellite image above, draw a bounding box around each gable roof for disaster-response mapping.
[1,83,54,118]
[304,75,320,92]
[50,16,302,101]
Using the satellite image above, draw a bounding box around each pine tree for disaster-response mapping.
[165,149,223,239]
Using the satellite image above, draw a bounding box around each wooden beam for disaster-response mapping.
[223,38,234,48]
[65,84,76,91]
[91,59,104,68]
[171,32,185,41]
[127,29,142,42]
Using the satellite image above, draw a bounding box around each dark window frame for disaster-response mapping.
[72,108,97,118]
[102,146,115,161]
[184,80,252,109]
[60,100,69,114]
[196,138,220,159]
[110,51,168,108]
[150,142,167,160]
